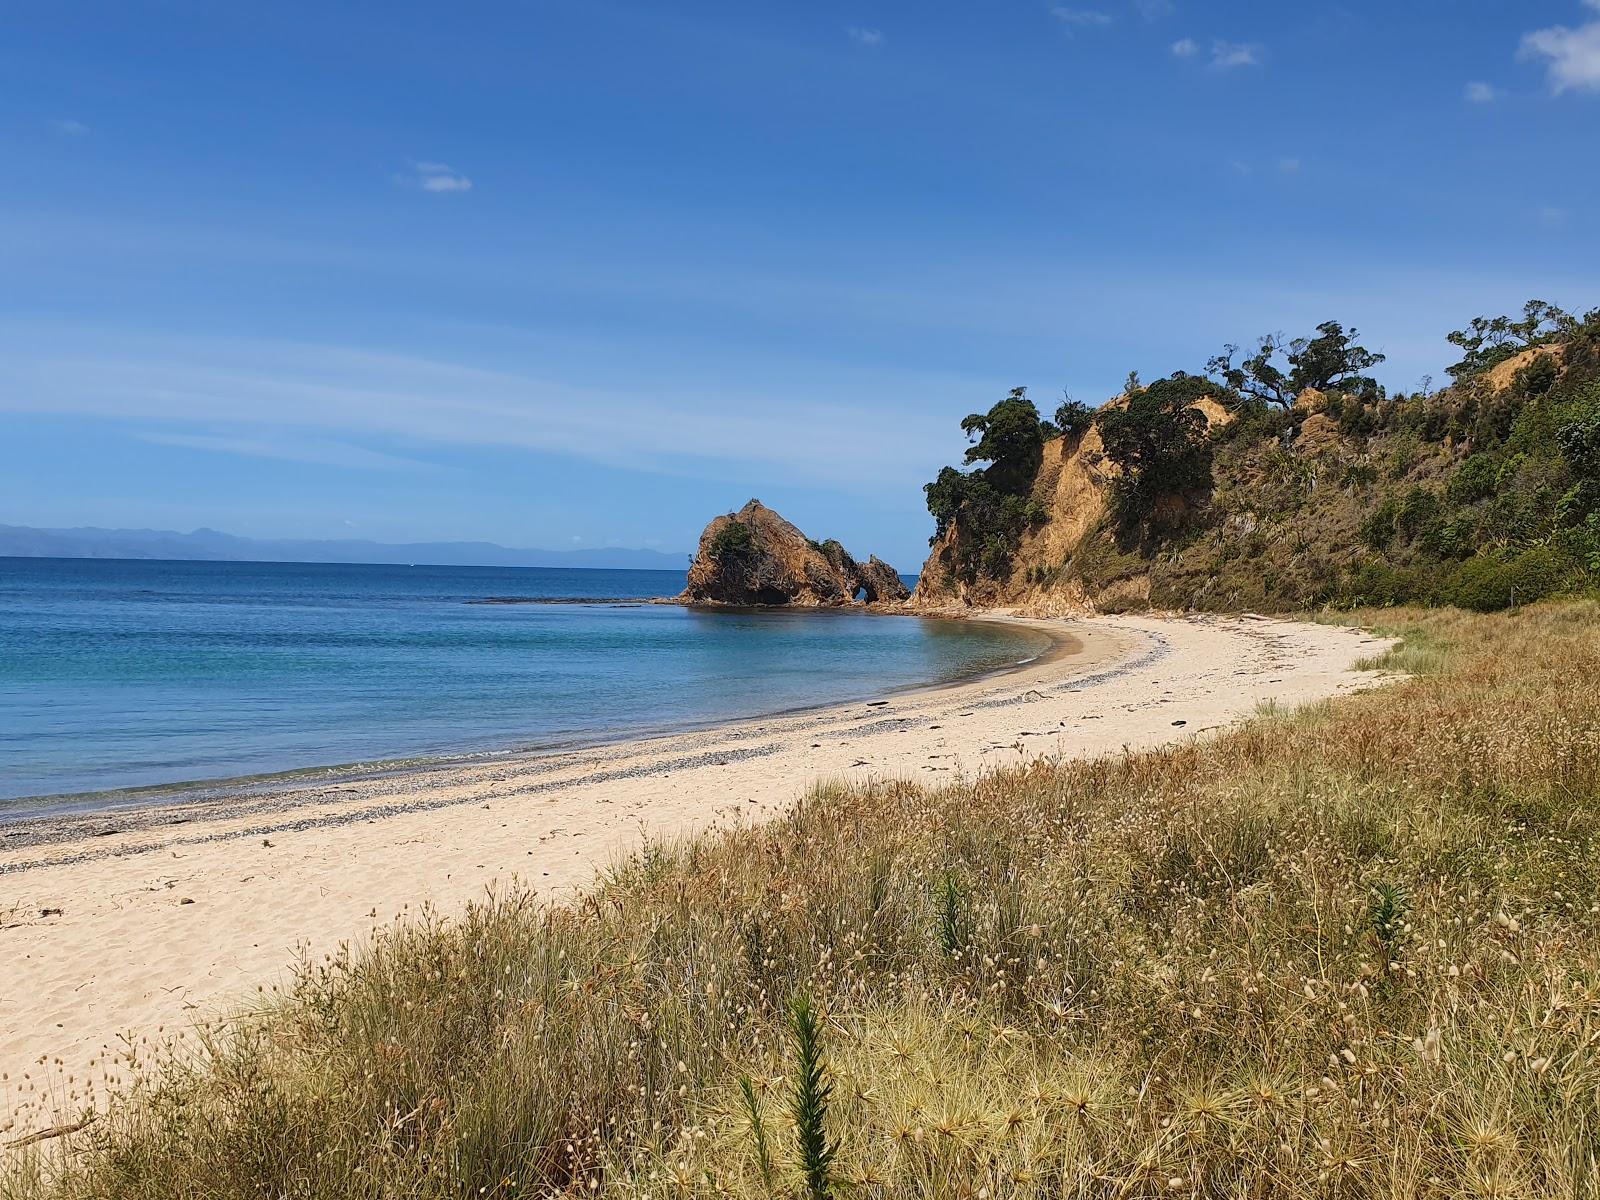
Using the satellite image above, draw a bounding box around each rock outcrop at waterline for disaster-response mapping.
[681,500,910,606]
[855,555,911,604]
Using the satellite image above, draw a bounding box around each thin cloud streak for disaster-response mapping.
[401,160,473,192]
[0,331,954,496]
[1051,8,1114,31]
[1209,39,1261,69]
[137,432,443,472]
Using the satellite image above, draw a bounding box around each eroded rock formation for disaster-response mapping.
[856,555,911,603]
[681,500,908,606]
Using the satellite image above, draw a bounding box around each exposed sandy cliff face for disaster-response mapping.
[912,396,1231,613]
[681,500,910,606]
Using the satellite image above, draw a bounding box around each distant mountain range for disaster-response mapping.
[0,523,691,571]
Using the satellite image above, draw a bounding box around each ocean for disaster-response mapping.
[0,558,1051,808]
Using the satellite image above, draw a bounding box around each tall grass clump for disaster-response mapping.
[6,601,1600,1198]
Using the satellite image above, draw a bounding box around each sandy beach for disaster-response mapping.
[1,612,1393,1137]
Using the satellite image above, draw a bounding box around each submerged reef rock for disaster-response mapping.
[681,500,908,607]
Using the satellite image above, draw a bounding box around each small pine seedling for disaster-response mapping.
[738,1075,776,1197]
[935,871,967,957]
[787,993,837,1200]
[1369,881,1410,960]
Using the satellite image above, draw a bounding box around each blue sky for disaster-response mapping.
[2,1,1597,570]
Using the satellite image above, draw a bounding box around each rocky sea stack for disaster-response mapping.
[681,500,910,607]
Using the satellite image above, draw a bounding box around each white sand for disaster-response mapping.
[0,613,1393,1136]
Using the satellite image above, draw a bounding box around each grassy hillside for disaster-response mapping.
[916,305,1600,613]
[8,601,1599,1198]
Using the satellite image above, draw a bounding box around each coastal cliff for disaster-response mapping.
[913,391,1231,612]
[681,499,910,606]
[912,303,1599,614]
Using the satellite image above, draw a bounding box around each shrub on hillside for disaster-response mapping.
[924,389,1054,584]
[1052,398,1094,438]
[1446,299,1576,380]
[708,520,755,561]
[1096,373,1222,527]
[1442,545,1575,611]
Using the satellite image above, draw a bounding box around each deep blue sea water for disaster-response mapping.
[0,558,1050,807]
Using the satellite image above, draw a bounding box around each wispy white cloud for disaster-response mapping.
[0,328,956,496]
[1051,7,1114,30]
[1171,36,1260,68]
[847,26,884,47]
[1538,205,1570,228]
[1133,0,1175,20]
[137,432,440,472]
[401,160,473,193]
[1519,3,1600,93]
[1278,157,1301,174]
[50,118,91,136]
[1463,81,1499,103]
[1209,39,1261,69]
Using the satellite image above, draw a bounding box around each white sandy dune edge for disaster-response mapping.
[0,613,1394,1137]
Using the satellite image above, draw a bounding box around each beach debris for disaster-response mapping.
[40,907,63,918]
[261,838,274,847]
[1172,719,1187,726]
[866,701,889,708]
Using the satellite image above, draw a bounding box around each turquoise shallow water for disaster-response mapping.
[0,558,1051,806]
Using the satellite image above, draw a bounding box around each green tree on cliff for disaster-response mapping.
[959,388,1048,493]
[1445,300,1577,380]
[924,389,1051,583]
[1208,321,1386,408]
[1096,373,1222,523]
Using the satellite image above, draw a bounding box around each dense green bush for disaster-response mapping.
[1052,398,1094,438]
[923,389,1055,584]
[1096,373,1223,527]
[957,387,1046,494]
[1441,545,1577,611]
[708,520,754,561]
[1444,454,1498,505]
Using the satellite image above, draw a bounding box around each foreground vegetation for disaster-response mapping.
[7,603,1600,1198]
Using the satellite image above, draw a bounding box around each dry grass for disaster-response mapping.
[6,603,1600,1199]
